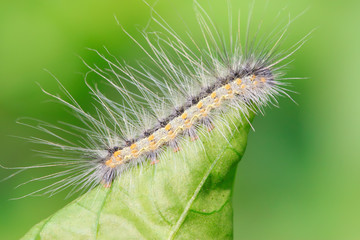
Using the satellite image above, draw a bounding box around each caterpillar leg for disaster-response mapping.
[150,160,160,165]
[149,152,160,165]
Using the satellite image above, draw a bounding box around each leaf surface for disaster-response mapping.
[22,110,253,240]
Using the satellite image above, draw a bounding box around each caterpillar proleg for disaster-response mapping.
[5,1,308,201]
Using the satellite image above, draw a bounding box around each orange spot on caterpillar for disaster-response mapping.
[260,77,266,83]
[168,130,176,139]
[173,146,180,152]
[251,74,256,81]
[148,135,155,141]
[130,143,137,150]
[197,101,203,109]
[181,112,187,119]
[236,78,242,85]
[253,80,258,85]
[165,124,171,131]
[105,159,116,168]
[150,141,157,150]
[214,98,220,107]
[224,84,231,90]
[241,84,246,89]
[150,142,157,150]
[131,149,138,157]
[113,150,121,158]
[113,151,122,162]
[211,92,217,98]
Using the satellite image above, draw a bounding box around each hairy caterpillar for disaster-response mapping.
[4,1,308,200]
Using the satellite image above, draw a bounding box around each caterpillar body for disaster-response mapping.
[101,69,274,186]
[8,1,307,198]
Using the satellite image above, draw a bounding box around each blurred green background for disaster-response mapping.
[0,0,359,239]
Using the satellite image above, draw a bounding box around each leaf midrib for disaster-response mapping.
[166,128,239,240]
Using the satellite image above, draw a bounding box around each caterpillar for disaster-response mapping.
[6,1,308,199]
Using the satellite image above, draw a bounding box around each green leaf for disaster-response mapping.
[21,110,254,240]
